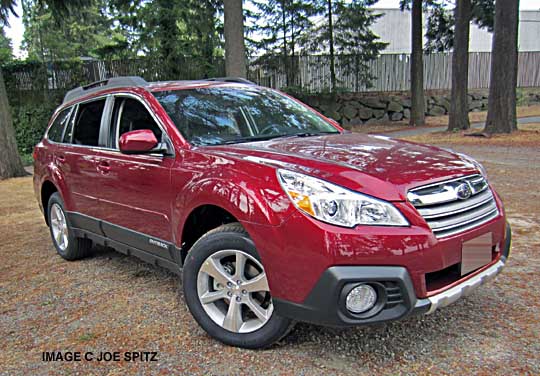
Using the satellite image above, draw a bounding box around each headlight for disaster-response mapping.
[277,169,409,227]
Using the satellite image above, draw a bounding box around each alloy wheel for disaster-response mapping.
[196,249,273,333]
[50,203,69,251]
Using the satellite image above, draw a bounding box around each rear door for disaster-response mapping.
[57,97,107,226]
[92,95,176,258]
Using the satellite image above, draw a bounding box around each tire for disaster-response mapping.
[182,223,294,349]
[47,192,92,261]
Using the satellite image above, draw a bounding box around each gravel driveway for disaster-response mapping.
[0,143,538,375]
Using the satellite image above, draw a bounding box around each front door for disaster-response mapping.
[93,95,176,259]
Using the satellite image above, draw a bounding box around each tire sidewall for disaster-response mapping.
[182,228,290,349]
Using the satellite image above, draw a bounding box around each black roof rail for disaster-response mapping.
[204,77,256,85]
[63,76,149,104]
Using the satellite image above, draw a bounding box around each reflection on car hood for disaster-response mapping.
[202,133,480,201]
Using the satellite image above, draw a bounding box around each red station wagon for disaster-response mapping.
[33,76,511,348]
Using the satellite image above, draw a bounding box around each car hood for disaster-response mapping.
[201,133,480,201]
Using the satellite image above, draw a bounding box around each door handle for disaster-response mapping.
[56,154,66,163]
[97,160,111,172]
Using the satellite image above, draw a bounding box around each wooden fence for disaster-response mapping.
[3,52,540,95]
[249,52,540,92]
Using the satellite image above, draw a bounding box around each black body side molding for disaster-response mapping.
[67,212,182,274]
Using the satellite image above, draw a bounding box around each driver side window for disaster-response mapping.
[113,97,163,148]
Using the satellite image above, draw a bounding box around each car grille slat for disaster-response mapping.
[417,189,494,219]
[408,174,499,238]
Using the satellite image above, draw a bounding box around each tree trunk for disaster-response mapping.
[281,1,289,86]
[448,0,472,131]
[0,69,27,180]
[410,0,425,126]
[484,0,520,134]
[327,0,336,92]
[224,0,247,78]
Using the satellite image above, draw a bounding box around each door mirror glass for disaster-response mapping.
[119,129,159,154]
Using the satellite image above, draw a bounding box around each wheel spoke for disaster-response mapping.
[243,272,269,293]
[54,206,62,220]
[234,252,247,281]
[55,229,63,244]
[245,296,271,322]
[200,257,234,286]
[223,298,243,332]
[200,289,227,305]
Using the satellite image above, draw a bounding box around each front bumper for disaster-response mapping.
[273,224,511,327]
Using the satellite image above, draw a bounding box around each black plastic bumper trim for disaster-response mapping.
[274,222,511,327]
[274,265,422,327]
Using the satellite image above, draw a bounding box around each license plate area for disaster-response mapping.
[461,232,492,276]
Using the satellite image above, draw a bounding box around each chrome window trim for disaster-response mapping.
[114,98,126,150]
[110,93,173,156]
[50,91,174,158]
[99,96,115,147]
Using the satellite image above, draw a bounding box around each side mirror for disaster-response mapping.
[119,129,160,154]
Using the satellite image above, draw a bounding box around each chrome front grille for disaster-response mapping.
[408,175,499,238]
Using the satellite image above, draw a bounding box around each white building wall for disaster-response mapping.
[371,9,540,53]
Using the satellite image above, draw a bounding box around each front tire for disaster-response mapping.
[47,192,92,261]
[182,223,294,349]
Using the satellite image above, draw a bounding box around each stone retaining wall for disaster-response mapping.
[297,90,540,128]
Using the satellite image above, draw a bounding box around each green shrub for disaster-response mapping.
[12,102,59,155]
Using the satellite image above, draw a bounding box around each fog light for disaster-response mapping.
[346,284,377,313]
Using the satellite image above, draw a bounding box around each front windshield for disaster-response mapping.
[153,86,339,146]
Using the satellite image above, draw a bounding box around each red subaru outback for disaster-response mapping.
[34,76,511,349]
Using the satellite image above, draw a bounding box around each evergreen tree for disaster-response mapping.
[420,0,495,53]
[247,0,320,86]
[306,0,387,91]
[0,28,12,63]
[109,0,223,78]
[21,0,128,60]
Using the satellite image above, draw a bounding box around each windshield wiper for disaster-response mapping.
[292,131,339,137]
[217,135,284,145]
[210,131,340,146]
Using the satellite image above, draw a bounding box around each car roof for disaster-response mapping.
[62,76,257,105]
[147,80,256,92]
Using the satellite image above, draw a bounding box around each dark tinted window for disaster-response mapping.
[116,98,162,145]
[154,87,338,146]
[73,99,105,146]
[47,108,72,142]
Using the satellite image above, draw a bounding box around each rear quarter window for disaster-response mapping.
[47,108,72,143]
[72,99,106,146]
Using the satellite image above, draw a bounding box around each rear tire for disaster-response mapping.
[47,192,92,261]
[182,223,294,349]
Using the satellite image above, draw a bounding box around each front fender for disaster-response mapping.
[170,156,296,246]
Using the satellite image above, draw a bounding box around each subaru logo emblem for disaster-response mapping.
[456,183,472,200]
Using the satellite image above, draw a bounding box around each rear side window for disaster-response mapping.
[72,99,106,146]
[115,98,162,146]
[47,108,72,143]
